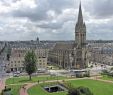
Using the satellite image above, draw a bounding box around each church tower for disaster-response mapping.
[74,2,86,69]
[75,2,86,48]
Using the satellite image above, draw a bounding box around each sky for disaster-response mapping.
[0,0,113,41]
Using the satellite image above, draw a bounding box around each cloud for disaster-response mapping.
[0,0,113,41]
[11,0,76,21]
[83,0,113,19]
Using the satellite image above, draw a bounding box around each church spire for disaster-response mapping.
[77,2,83,24]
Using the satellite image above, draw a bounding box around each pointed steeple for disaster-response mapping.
[77,2,83,24]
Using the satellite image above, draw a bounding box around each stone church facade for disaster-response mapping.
[48,3,88,69]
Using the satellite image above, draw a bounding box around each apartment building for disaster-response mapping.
[6,47,48,72]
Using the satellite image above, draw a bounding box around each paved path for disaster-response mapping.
[92,78,113,83]
[0,78,5,93]
[20,83,36,95]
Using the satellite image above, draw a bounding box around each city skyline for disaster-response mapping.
[0,0,113,41]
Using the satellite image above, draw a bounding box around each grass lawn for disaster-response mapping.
[7,85,22,95]
[28,79,113,95]
[101,75,113,81]
[68,79,113,95]
[28,84,67,95]
[6,75,69,85]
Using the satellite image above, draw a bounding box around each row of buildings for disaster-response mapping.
[6,47,49,72]
[0,40,54,72]
[88,43,113,66]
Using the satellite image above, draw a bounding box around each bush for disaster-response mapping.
[110,67,113,71]
[67,86,93,95]
[3,88,11,92]
[76,74,84,78]
[101,70,109,75]
[108,72,113,77]
[84,71,90,77]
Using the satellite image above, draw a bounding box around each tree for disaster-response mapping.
[111,67,113,71]
[67,86,93,95]
[24,51,37,80]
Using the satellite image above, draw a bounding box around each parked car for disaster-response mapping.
[13,73,19,77]
[6,70,10,73]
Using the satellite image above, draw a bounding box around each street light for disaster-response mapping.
[13,70,15,84]
[95,63,97,80]
[57,72,58,83]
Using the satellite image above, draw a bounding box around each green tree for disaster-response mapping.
[67,86,93,95]
[24,51,37,80]
[111,67,113,71]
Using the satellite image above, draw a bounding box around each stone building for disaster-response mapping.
[88,47,113,66]
[6,47,48,72]
[48,3,87,69]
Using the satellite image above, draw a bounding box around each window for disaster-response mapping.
[19,54,20,57]
[39,63,42,65]
[77,58,81,61]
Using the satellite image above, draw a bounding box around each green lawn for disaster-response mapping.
[69,79,113,95]
[7,85,22,95]
[28,79,113,95]
[6,75,69,85]
[28,84,67,95]
[101,75,113,81]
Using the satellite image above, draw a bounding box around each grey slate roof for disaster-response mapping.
[53,42,75,50]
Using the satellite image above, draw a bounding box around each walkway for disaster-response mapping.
[20,83,36,95]
[92,78,113,83]
[0,78,5,93]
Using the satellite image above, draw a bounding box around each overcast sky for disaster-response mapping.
[0,0,113,41]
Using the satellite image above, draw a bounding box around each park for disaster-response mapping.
[0,74,112,95]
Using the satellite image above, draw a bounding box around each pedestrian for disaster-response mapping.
[37,80,39,84]
[5,86,7,90]
[22,86,26,92]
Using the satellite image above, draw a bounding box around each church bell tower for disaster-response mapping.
[74,2,86,69]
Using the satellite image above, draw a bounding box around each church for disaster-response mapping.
[48,3,88,69]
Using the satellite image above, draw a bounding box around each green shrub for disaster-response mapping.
[67,86,93,95]
[101,70,109,75]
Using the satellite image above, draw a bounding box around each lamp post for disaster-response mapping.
[13,70,14,84]
[94,51,97,80]
[95,63,97,80]
[57,72,58,83]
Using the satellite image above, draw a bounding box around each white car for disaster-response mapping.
[13,73,19,77]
